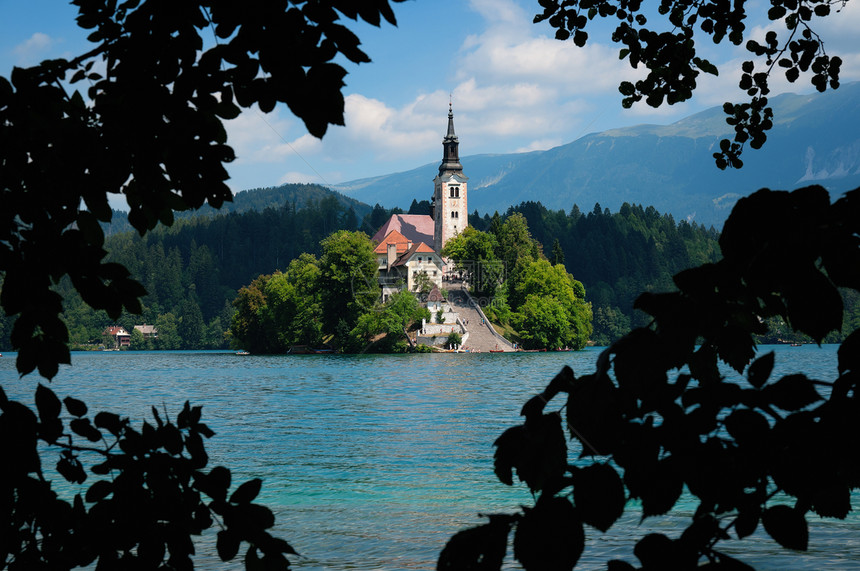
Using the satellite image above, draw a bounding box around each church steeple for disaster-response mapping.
[438,102,463,175]
[432,102,468,254]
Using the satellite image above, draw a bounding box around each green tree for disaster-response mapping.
[551,238,565,266]
[591,304,631,346]
[129,327,146,350]
[154,312,181,351]
[493,212,542,272]
[441,226,502,296]
[441,226,499,262]
[347,291,428,352]
[263,254,324,349]
[513,295,570,350]
[508,259,592,350]
[230,274,277,354]
[412,271,435,295]
[446,331,462,349]
[179,299,205,350]
[319,230,379,332]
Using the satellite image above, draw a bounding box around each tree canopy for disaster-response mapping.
[1,1,405,569]
[1,0,405,379]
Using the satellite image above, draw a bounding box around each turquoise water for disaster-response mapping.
[1,345,858,570]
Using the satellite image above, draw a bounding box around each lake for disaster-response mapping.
[2,345,858,570]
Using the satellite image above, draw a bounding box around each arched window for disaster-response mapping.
[449,186,460,198]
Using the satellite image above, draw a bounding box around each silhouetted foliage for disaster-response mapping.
[535,0,845,168]
[0,389,294,569]
[1,0,405,568]
[440,185,860,570]
[1,0,404,377]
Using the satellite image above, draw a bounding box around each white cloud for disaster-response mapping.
[328,93,440,160]
[468,0,528,27]
[225,106,314,164]
[13,32,55,65]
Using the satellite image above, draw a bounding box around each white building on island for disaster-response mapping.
[372,104,468,295]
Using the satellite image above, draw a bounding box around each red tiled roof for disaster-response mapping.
[373,229,410,254]
[103,326,129,336]
[414,243,435,253]
[392,242,440,267]
[371,214,434,247]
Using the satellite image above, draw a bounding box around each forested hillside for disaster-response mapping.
[488,201,721,344]
[0,195,386,351]
[6,191,853,351]
[101,183,373,237]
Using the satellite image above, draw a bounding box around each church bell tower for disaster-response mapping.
[432,103,468,254]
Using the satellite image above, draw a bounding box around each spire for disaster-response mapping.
[445,101,457,141]
[439,102,462,175]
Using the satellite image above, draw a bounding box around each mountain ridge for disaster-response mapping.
[329,82,860,227]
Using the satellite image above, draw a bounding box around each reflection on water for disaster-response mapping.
[1,345,856,570]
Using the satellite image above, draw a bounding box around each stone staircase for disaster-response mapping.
[445,285,515,352]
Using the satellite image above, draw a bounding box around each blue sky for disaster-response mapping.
[2,0,859,197]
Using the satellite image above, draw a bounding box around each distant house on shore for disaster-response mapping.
[102,326,131,348]
[134,324,158,340]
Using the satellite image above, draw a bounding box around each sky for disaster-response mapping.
[2,0,860,197]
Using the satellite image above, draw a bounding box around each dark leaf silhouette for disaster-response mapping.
[724,408,769,445]
[217,529,241,561]
[811,484,851,520]
[70,417,103,442]
[85,479,113,503]
[638,459,684,518]
[572,463,625,532]
[763,374,822,411]
[746,351,774,389]
[838,329,860,375]
[566,373,622,455]
[63,395,88,417]
[230,478,263,504]
[437,515,512,570]
[734,507,760,539]
[513,497,584,571]
[447,185,860,568]
[494,413,567,492]
[762,505,808,550]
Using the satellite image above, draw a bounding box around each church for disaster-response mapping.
[371,104,469,299]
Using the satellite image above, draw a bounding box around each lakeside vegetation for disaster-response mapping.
[2,185,856,352]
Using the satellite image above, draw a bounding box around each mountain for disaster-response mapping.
[103,183,372,236]
[189,183,372,220]
[330,82,860,228]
